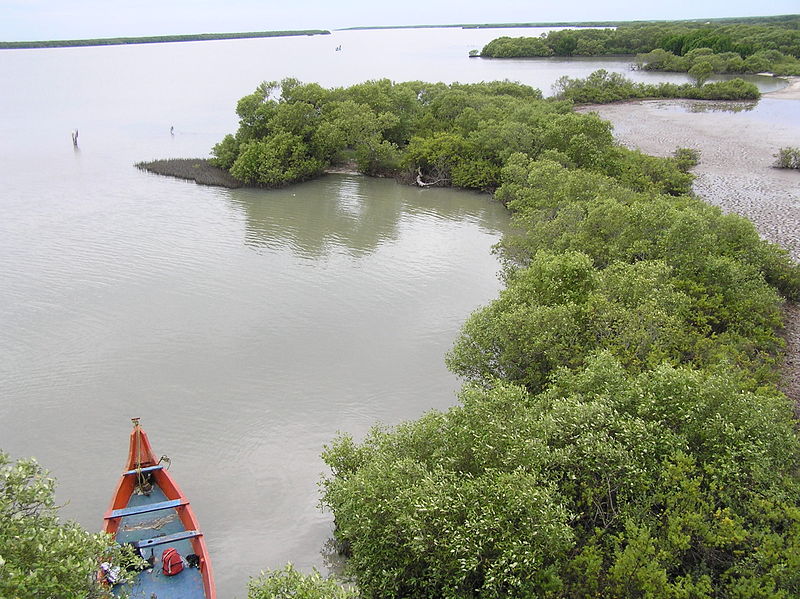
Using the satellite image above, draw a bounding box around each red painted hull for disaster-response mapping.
[102,421,216,599]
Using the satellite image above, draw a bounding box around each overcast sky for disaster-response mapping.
[2,0,797,41]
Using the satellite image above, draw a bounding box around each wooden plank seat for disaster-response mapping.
[133,529,202,549]
[105,497,188,519]
[123,464,164,476]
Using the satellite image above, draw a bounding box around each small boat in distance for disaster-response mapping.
[103,418,216,598]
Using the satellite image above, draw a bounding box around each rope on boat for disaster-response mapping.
[128,418,170,494]
[131,417,153,494]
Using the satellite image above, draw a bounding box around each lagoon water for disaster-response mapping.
[0,27,790,596]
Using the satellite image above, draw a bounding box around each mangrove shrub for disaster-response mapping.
[774,147,800,170]
[211,78,694,192]
[318,77,800,599]
[323,356,800,598]
[480,18,800,74]
[552,69,760,103]
[0,452,137,599]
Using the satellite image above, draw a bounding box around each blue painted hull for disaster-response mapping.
[111,483,206,598]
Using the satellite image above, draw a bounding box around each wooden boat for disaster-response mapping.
[102,418,216,598]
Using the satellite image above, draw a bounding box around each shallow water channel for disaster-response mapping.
[0,26,793,597]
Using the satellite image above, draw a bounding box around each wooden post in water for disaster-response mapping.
[71,129,79,147]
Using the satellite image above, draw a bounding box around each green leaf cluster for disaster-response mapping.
[248,563,357,599]
[450,156,799,393]
[323,357,800,598]
[0,452,135,599]
[552,69,760,104]
[636,48,800,77]
[212,78,696,192]
[774,147,800,169]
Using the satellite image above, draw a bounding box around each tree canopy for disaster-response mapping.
[0,452,136,599]
[315,76,800,598]
[211,77,741,189]
[480,18,800,75]
[552,69,759,103]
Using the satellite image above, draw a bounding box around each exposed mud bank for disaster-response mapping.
[136,159,244,188]
[136,158,365,188]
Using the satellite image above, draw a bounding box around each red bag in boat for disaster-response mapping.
[162,547,184,576]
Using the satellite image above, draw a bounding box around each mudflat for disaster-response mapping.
[137,159,244,188]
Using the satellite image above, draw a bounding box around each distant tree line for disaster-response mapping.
[634,46,800,76]
[0,30,330,50]
[480,16,800,75]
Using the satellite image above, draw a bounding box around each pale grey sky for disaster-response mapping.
[1,0,797,41]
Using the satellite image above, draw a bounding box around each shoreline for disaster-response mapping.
[136,158,362,188]
[764,76,800,99]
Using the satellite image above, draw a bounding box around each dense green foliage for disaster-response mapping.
[318,76,800,597]
[0,452,137,598]
[452,156,798,385]
[248,564,357,599]
[480,17,800,75]
[212,78,706,190]
[344,16,799,31]
[635,47,800,77]
[324,360,800,598]
[0,30,330,49]
[553,69,760,103]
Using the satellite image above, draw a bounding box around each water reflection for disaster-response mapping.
[685,100,758,113]
[646,97,797,125]
[226,174,505,259]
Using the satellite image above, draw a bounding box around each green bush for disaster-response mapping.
[321,142,800,597]
[210,134,240,169]
[323,355,800,598]
[208,78,800,596]
[480,36,553,58]
[248,564,357,599]
[213,78,690,193]
[553,69,760,104]
[497,155,799,301]
[230,134,325,187]
[0,452,139,599]
[673,147,700,172]
[774,146,800,169]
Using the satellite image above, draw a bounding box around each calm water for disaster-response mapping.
[0,27,792,597]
